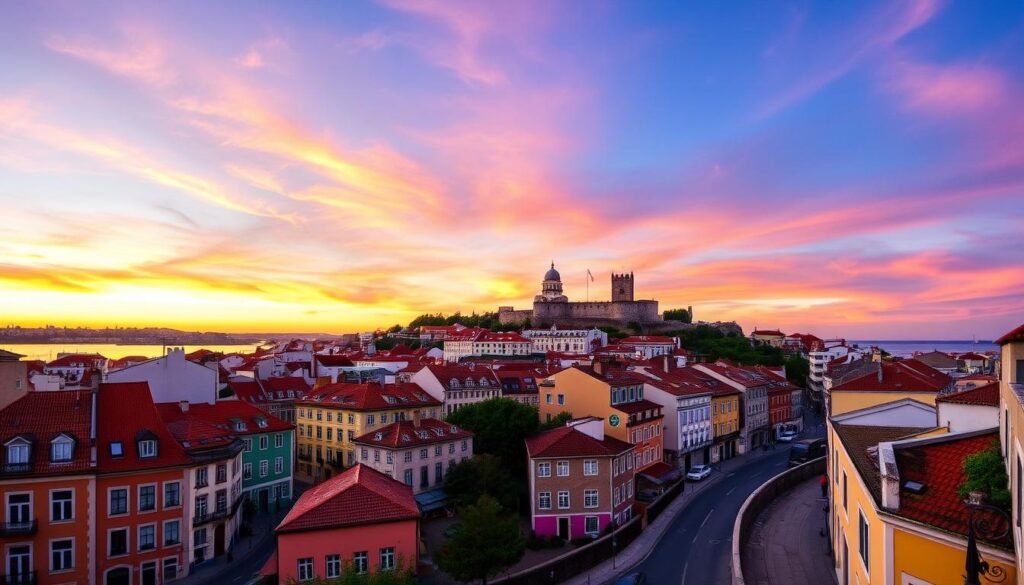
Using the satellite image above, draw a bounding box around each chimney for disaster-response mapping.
[314,376,331,390]
[412,410,422,428]
[593,359,603,376]
[877,364,883,384]
[178,400,189,413]
[878,443,900,511]
[662,354,671,373]
[871,347,882,363]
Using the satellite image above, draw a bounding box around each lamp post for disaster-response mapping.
[963,491,1010,585]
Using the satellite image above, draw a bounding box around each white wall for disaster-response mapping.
[937,403,998,433]
[106,349,218,405]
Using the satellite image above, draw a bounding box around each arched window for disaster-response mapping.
[106,566,131,585]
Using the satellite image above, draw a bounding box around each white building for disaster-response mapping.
[409,364,502,417]
[443,329,533,363]
[352,416,474,494]
[521,326,607,354]
[636,366,714,468]
[935,381,999,433]
[616,336,678,360]
[106,348,219,405]
[694,362,771,453]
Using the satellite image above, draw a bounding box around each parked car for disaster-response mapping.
[614,572,647,585]
[788,437,827,466]
[778,430,799,443]
[686,464,712,481]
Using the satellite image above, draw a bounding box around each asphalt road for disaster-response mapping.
[629,407,826,585]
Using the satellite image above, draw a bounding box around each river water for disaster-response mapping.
[0,343,264,361]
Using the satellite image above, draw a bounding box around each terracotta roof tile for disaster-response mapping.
[832,423,928,505]
[525,425,634,459]
[297,382,440,412]
[935,382,999,407]
[276,464,419,532]
[0,390,94,476]
[97,382,191,472]
[353,418,473,448]
[995,323,1024,345]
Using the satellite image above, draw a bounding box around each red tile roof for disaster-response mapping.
[935,382,999,407]
[261,376,311,398]
[0,390,94,476]
[619,336,675,345]
[228,378,266,404]
[893,431,1007,546]
[168,400,293,437]
[476,331,530,343]
[613,398,664,416]
[46,353,106,368]
[572,365,648,386]
[97,382,191,472]
[315,354,355,367]
[751,329,785,336]
[297,382,441,412]
[108,355,151,370]
[525,425,634,459]
[956,352,989,361]
[353,418,472,448]
[419,364,501,389]
[831,360,950,393]
[276,464,419,532]
[995,323,1024,345]
[641,367,724,397]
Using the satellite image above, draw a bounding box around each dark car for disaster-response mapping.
[614,573,647,585]
[788,437,827,466]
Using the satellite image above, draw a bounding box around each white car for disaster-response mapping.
[778,430,799,443]
[686,464,712,481]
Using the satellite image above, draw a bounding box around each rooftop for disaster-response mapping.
[353,418,473,448]
[97,382,191,472]
[0,390,94,476]
[935,382,999,407]
[525,425,633,459]
[297,382,441,411]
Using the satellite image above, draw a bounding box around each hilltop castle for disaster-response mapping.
[497,263,661,327]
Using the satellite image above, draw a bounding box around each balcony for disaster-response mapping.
[0,520,37,537]
[1,572,37,585]
[193,496,245,527]
[297,451,312,462]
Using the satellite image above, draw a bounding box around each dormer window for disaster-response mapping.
[138,440,157,458]
[5,437,30,465]
[233,420,247,432]
[255,417,268,429]
[109,442,124,457]
[50,434,74,462]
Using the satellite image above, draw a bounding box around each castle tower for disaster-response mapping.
[611,272,634,302]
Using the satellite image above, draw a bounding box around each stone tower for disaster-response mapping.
[611,272,634,302]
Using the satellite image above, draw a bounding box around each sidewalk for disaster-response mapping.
[740,477,836,585]
[178,506,288,585]
[562,448,780,585]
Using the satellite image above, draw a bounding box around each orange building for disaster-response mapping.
[273,464,420,582]
[96,383,192,585]
[540,363,664,471]
[0,390,94,585]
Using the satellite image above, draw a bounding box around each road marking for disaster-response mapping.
[726,487,737,496]
[775,462,785,467]
[700,508,714,529]
[681,561,689,585]
[750,473,760,479]
[727,472,736,478]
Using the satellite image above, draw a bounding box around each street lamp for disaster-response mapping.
[963,491,1010,585]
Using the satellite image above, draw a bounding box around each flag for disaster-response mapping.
[586,269,594,282]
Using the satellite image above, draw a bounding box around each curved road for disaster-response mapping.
[629,412,826,585]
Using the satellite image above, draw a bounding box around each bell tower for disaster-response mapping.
[611,272,634,302]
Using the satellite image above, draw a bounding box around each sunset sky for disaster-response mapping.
[1,1,1022,338]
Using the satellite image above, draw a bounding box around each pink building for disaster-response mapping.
[273,464,420,582]
[525,418,635,541]
[353,417,473,494]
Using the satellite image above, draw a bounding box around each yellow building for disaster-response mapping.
[996,323,1024,582]
[828,420,1015,585]
[711,386,741,461]
[294,382,442,483]
[828,358,951,417]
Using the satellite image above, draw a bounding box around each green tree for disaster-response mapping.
[663,308,692,323]
[784,355,810,387]
[445,398,540,478]
[958,442,1011,512]
[539,411,573,431]
[387,324,403,334]
[436,495,525,585]
[444,454,518,511]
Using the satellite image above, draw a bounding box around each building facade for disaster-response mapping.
[352,417,473,494]
[407,364,501,417]
[694,363,770,453]
[521,327,607,354]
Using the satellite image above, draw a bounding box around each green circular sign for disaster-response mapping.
[609,414,621,427]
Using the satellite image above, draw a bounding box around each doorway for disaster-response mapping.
[106,567,131,585]
[557,517,570,541]
[214,523,226,557]
[259,489,269,512]
[141,561,157,585]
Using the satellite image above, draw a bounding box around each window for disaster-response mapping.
[462,440,468,452]
[347,430,355,441]
[260,460,269,477]
[546,393,552,404]
[584,460,598,476]
[449,442,455,454]
[275,457,284,474]
[243,463,252,480]
[51,435,73,462]
[842,471,848,513]
[367,414,375,426]
[420,466,429,488]
[196,495,208,518]
[164,481,181,508]
[243,438,252,452]
[380,547,395,571]
[348,414,355,424]
[539,491,551,510]
[51,489,73,521]
[196,467,208,488]
[404,451,413,463]
[435,445,442,456]
[275,433,284,448]
[216,464,227,484]
[557,394,565,405]
[326,554,341,578]
[260,436,269,450]
[585,516,599,535]
[164,519,181,545]
[216,490,227,513]
[557,461,569,477]
[297,557,314,582]
[436,462,443,484]
[109,528,129,556]
[51,538,73,571]
[194,528,207,545]
[163,557,178,581]
[6,440,30,465]
[138,484,156,512]
[584,489,598,508]
[139,524,156,551]
[109,488,128,515]
[858,510,869,570]
[538,462,551,477]
[353,551,368,574]
[557,491,570,509]
[404,469,413,486]
[138,440,157,458]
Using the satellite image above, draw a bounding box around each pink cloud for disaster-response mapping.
[885,60,1007,112]
[44,26,176,87]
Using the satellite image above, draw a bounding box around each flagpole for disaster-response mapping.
[586,271,589,302]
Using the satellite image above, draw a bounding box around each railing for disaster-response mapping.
[0,464,31,475]
[297,451,312,462]
[0,520,37,537]
[1,572,37,585]
[192,496,245,527]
